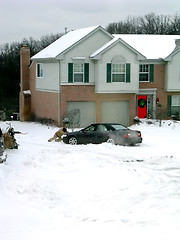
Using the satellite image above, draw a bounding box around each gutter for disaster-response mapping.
[58,60,61,126]
[52,58,61,126]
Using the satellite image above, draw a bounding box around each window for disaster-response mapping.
[139,64,149,81]
[107,63,131,83]
[172,95,180,106]
[68,63,89,83]
[172,95,180,116]
[84,125,96,132]
[74,63,84,82]
[139,64,154,82]
[36,63,43,78]
[112,64,125,82]
[167,95,180,117]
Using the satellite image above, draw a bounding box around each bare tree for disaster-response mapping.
[0,32,63,113]
[171,14,180,34]
[106,13,180,35]
[64,109,81,130]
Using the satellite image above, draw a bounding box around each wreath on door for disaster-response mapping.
[138,98,147,108]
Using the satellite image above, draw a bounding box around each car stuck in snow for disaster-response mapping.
[63,123,142,145]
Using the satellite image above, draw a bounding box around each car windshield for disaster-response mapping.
[110,124,127,131]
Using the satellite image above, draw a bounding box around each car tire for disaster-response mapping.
[68,136,78,145]
[107,138,114,144]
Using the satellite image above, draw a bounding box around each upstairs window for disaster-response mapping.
[112,64,126,82]
[139,64,154,82]
[139,64,149,81]
[68,63,89,83]
[74,63,84,82]
[107,55,130,83]
[36,63,43,78]
[107,63,130,83]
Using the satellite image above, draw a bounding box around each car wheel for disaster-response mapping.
[68,136,78,145]
[107,138,114,144]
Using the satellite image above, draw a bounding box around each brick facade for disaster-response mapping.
[140,64,167,105]
[60,85,136,126]
[19,48,171,127]
[29,61,59,125]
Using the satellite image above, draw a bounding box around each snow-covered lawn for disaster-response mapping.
[0,120,180,240]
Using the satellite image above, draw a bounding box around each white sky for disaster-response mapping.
[1,0,180,45]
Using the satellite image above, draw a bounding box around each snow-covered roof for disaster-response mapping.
[32,24,180,61]
[90,36,146,59]
[91,34,180,59]
[118,34,180,59]
[31,26,101,60]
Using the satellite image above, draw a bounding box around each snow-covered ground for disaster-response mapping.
[0,120,180,240]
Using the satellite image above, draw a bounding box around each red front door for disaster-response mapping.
[137,95,147,118]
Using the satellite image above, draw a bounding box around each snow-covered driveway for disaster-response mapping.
[0,120,180,240]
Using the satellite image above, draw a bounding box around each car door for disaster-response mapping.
[94,124,108,144]
[82,125,97,144]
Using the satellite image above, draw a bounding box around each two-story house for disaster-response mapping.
[19,25,180,127]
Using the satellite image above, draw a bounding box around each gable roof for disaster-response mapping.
[31,25,112,60]
[91,34,180,60]
[165,39,180,61]
[90,35,146,60]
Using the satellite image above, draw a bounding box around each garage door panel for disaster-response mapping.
[101,101,129,126]
[67,102,96,127]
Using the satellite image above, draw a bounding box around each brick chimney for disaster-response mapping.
[19,45,31,121]
[20,45,30,91]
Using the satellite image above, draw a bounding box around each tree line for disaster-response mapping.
[106,13,180,34]
[0,13,180,116]
[0,33,62,116]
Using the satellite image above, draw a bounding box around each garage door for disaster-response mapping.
[67,102,96,128]
[101,101,129,126]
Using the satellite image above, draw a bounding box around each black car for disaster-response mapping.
[63,123,142,145]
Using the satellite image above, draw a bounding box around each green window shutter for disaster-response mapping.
[126,63,131,83]
[167,95,172,116]
[68,63,73,83]
[107,63,111,83]
[84,63,89,83]
[149,64,154,82]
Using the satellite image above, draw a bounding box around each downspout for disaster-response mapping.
[53,58,61,126]
[152,90,156,119]
[58,60,61,126]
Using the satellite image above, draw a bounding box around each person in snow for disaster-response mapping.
[48,127,68,142]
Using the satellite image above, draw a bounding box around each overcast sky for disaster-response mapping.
[1,0,180,45]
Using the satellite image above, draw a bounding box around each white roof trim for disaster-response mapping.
[165,47,180,61]
[71,57,86,60]
[31,26,101,60]
[90,36,145,60]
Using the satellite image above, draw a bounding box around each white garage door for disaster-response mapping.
[67,101,96,127]
[101,101,129,126]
